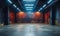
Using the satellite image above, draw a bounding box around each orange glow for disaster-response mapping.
[9,12,15,24]
[45,12,50,24]
[17,12,26,18]
[34,12,41,16]
[9,12,15,19]
[33,12,41,19]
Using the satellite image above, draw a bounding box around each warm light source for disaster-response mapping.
[17,12,26,18]
[33,12,41,19]
[9,12,15,23]
[35,12,40,14]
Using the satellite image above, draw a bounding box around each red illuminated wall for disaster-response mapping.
[33,12,43,19]
[17,12,26,19]
[9,12,15,24]
[45,12,50,24]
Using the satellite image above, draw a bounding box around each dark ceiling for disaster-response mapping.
[0,0,59,12]
[11,0,49,12]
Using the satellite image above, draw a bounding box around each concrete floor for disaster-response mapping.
[0,24,60,36]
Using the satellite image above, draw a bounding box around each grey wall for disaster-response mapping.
[0,8,3,24]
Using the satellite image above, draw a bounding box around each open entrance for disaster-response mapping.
[9,12,44,24]
[9,11,50,24]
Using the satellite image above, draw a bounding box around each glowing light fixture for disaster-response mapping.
[24,4,34,6]
[25,7,33,9]
[43,4,46,8]
[13,4,17,8]
[23,0,36,2]
[17,8,21,11]
[40,8,43,10]
[22,0,37,12]
[47,0,52,4]
[8,0,12,4]
[35,12,40,14]
[39,8,43,11]
[17,12,26,18]
[26,9,32,10]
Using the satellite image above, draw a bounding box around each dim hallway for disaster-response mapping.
[0,24,60,36]
[0,0,60,36]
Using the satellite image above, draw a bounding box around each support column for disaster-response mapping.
[3,0,9,25]
[14,12,17,23]
[42,13,45,23]
[3,6,9,25]
[50,5,56,25]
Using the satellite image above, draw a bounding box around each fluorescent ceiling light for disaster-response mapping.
[39,8,43,11]
[8,0,12,4]
[40,8,43,10]
[42,4,46,8]
[47,0,52,4]
[24,4,34,6]
[17,8,21,11]
[23,0,36,2]
[13,4,17,8]
[25,7,33,9]
[26,9,32,10]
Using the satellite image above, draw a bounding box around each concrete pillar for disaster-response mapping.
[42,13,45,23]
[50,5,56,25]
[3,0,9,25]
[3,6,9,25]
[14,12,17,23]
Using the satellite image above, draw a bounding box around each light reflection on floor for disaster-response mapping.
[24,25,35,36]
[0,24,60,36]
